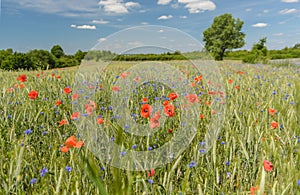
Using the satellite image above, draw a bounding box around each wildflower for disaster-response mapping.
[147,169,155,177]
[120,151,126,156]
[112,86,120,91]
[63,87,72,94]
[163,100,169,106]
[24,129,32,135]
[168,129,173,133]
[185,94,198,103]
[263,160,273,172]
[55,100,62,106]
[71,112,80,120]
[188,161,196,168]
[142,98,148,103]
[297,180,300,186]
[147,179,154,184]
[30,178,37,184]
[268,108,276,116]
[60,146,69,153]
[271,121,278,129]
[17,74,27,82]
[150,112,160,129]
[28,90,38,100]
[65,166,72,172]
[19,83,25,88]
[59,119,68,126]
[140,104,152,118]
[194,75,202,82]
[168,92,178,100]
[250,186,259,195]
[235,85,240,90]
[228,79,233,84]
[164,104,175,117]
[72,93,79,101]
[199,114,205,119]
[97,117,105,124]
[40,167,48,177]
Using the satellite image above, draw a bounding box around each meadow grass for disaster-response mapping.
[0,61,299,194]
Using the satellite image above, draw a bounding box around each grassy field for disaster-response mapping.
[0,61,299,194]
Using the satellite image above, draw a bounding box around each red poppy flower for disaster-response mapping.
[164,104,175,117]
[194,75,202,82]
[63,87,72,94]
[14,84,18,88]
[28,90,38,100]
[163,100,169,106]
[17,74,27,82]
[149,112,160,129]
[271,121,278,129]
[142,98,148,103]
[140,104,152,118]
[71,112,80,120]
[190,82,196,87]
[59,119,68,126]
[228,79,233,84]
[263,160,273,172]
[235,85,240,90]
[56,75,61,79]
[55,100,62,106]
[112,86,120,91]
[60,146,69,153]
[268,108,276,116]
[199,114,205,119]
[250,186,259,195]
[169,92,178,100]
[65,136,77,147]
[185,94,198,103]
[72,93,79,101]
[134,77,140,82]
[51,73,55,77]
[85,100,96,115]
[97,117,105,124]
[19,83,25,88]
[168,129,173,133]
[7,88,14,93]
[147,168,155,177]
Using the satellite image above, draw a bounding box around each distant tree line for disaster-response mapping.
[0,45,86,71]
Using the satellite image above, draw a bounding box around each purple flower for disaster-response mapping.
[65,166,72,172]
[120,151,126,156]
[147,179,154,184]
[188,161,196,168]
[24,129,32,135]
[30,178,37,184]
[298,180,300,186]
[40,167,48,177]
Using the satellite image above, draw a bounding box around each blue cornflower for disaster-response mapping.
[42,131,48,135]
[65,166,72,172]
[40,167,48,177]
[147,179,154,184]
[30,178,37,184]
[221,141,226,145]
[226,161,230,166]
[24,129,32,135]
[297,179,300,186]
[120,151,126,156]
[199,149,206,154]
[132,144,137,149]
[189,161,196,168]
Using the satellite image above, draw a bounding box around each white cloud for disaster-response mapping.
[252,23,268,27]
[157,0,172,5]
[158,14,173,20]
[92,19,109,24]
[279,8,297,14]
[245,8,252,12]
[281,0,298,2]
[141,22,148,25]
[178,0,216,13]
[273,33,284,36]
[180,15,188,19]
[71,24,96,29]
[158,29,164,33]
[98,0,140,14]
[125,2,140,8]
[263,9,269,13]
[8,0,99,17]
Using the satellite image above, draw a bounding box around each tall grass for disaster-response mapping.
[0,61,299,194]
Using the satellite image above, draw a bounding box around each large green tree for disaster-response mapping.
[51,45,65,58]
[203,13,245,60]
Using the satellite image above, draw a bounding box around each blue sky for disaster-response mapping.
[0,0,299,54]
